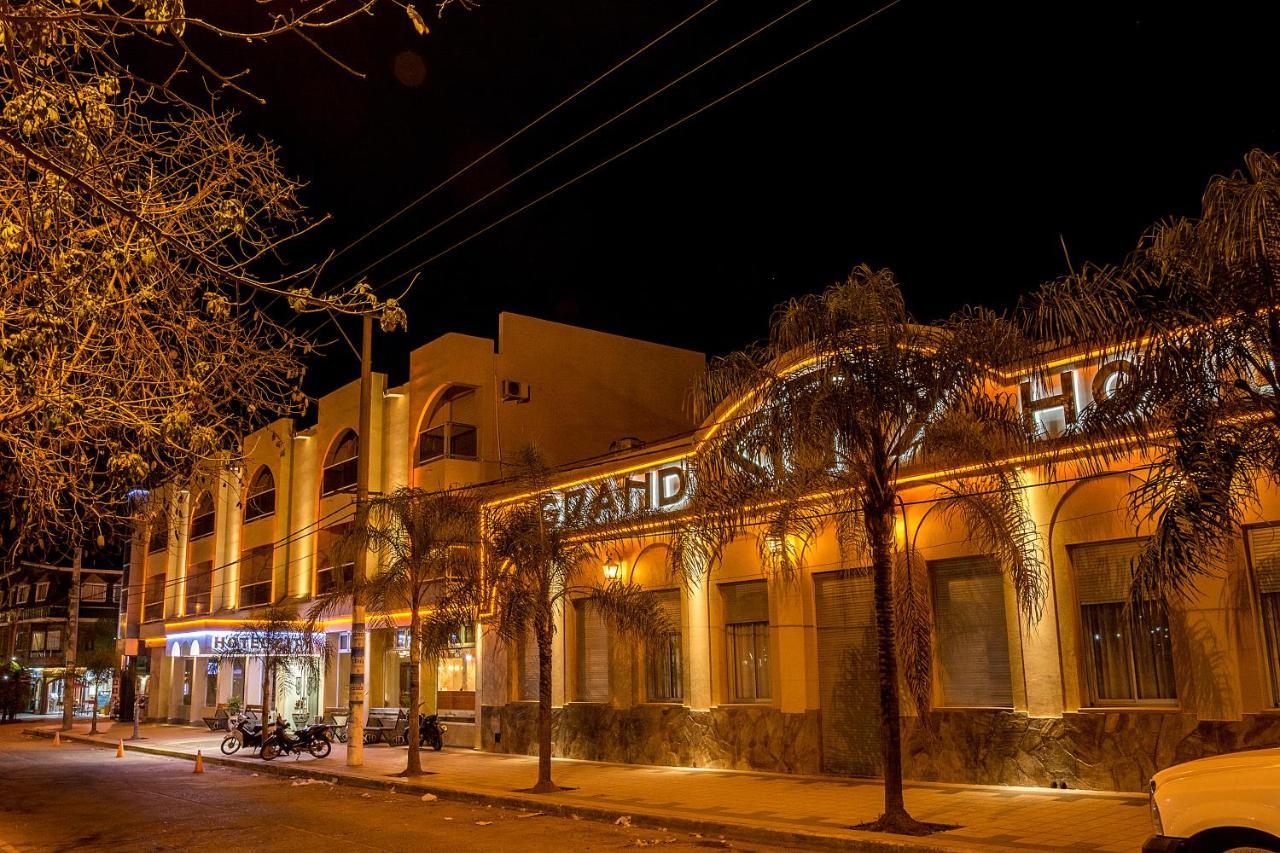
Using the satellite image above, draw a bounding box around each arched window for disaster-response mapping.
[322,429,359,496]
[243,465,276,522]
[417,385,478,465]
[189,492,215,540]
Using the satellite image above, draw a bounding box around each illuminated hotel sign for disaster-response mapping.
[1017,356,1134,435]
[541,356,1137,523]
[547,463,691,526]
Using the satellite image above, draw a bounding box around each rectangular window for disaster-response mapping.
[321,456,358,496]
[1246,525,1280,707]
[148,525,167,553]
[15,585,28,605]
[47,628,61,652]
[417,387,479,465]
[1071,539,1177,705]
[722,580,770,702]
[31,630,46,652]
[646,590,683,702]
[243,487,275,523]
[35,582,48,602]
[205,660,219,707]
[231,659,246,701]
[185,561,213,615]
[81,582,107,603]
[315,523,354,595]
[574,600,609,702]
[239,545,273,608]
[930,556,1013,707]
[190,506,216,541]
[182,658,193,705]
[143,573,166,622]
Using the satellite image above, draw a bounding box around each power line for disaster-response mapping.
[323,0,723,289]
[336,0,826,292]
[374,0,906,291]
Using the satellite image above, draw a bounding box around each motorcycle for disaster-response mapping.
[418,713,447,752]
[220,717,263,756]
[261,719,333,760]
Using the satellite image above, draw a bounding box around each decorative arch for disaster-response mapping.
[321,429,359,496]
[415,383,479,466]
[243,464,276,522]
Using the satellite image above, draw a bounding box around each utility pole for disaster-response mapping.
[61,546,82,732]
[346,313,373,766]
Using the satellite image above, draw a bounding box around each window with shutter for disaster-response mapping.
[930,556,1013,707]
[646,589,683,702]
[1246,525,1280,707]
[575,599,610,702]
[184,561,212,615]
[1070,538,1177,705]
[721,580,770,702]
[814,569,879,775]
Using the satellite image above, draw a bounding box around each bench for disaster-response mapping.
[364,707,408,746]
[201,707,231,732]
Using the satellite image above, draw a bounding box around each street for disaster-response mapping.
[0,726,796,852]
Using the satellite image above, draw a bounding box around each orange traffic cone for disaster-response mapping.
[116,739,124,758]
[52,731,60,746]
[193,750,204,774]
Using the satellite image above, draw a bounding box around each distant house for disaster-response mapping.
[0,562,123,715]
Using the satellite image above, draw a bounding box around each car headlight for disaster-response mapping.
[1149,780,1163,835]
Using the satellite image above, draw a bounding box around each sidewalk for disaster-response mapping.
[24,720,1152,853]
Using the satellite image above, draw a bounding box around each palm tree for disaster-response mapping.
[217,601,324,726]
[670,266,1046,833]
[484,446,673,794]
[310,487,480,776]
[1019,149,1280,606]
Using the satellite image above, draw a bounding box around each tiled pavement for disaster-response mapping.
[25,720,1153,852]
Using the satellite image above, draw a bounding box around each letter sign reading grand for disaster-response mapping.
[547,463,690,527]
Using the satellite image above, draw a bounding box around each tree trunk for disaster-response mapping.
[864,490,924,833]
[531,601,557,793]
[61,546,82,732]
[404,608,423,775]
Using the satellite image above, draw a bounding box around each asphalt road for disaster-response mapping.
[0,725,800,852]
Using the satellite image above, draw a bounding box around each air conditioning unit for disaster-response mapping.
[609,436,646,453]
[500,379,530,403]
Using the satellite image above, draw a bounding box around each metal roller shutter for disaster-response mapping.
[814,568,880,776]
[1248,526,1280,594]
[575,600,610,702]
[929,556,1013,707]
[1071,538,1145,603]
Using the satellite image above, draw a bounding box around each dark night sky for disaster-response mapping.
[212,0,1280,395]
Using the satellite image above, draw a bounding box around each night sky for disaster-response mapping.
[215,0,1280,396]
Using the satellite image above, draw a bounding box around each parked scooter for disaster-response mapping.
[418,713,447,751]
[221,717,263,756]
[261,718,333,760]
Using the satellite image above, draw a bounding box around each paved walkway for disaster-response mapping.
[24,720,1152,852]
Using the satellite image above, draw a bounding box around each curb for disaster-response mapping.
[22,728,971,853]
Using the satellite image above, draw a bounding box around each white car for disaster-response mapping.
[1145,748,1280,852]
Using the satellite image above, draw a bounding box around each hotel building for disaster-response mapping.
[127,316,1280,792]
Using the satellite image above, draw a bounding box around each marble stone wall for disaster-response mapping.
[483,702,1280,792]
[903,708,1280,792]
[482,702,822,774]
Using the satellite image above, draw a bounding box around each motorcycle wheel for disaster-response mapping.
[220,736,241,756]
[260,741,279,761]
[308,739,332,759]
[429,732,443,752]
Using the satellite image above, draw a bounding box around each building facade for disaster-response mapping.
[473,349,1280,794]
[0,561,124,715]
[125,313,705,746]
